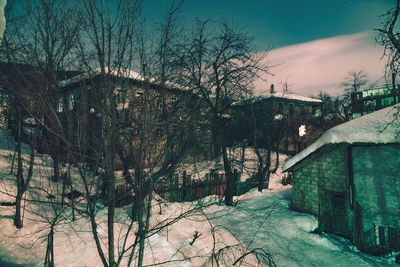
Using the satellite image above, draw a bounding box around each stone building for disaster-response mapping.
[231,87,322,154]
[283,105,400,253]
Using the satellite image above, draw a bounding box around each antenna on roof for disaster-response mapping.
[270,84,275,94]
[283,82,289,93]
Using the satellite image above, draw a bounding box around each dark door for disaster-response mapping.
[330,192,347,236]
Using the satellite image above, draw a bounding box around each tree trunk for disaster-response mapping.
[211,118,221,159]
[14,114,24,228]
[222,147,234,206]
[45,227,55,267]
[52,156,60,182]
[137,179,153,267]
[14,191,23,228]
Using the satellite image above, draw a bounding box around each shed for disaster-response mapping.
[283,105,400,252]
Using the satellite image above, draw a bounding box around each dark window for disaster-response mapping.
[278,102,283,114]
[332,193,345,210]
[300,104,305,113]
[289,103,294,116]
[156,97,163,110]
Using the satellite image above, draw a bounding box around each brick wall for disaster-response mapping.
[291,144,348,216]
[352,145,400,234]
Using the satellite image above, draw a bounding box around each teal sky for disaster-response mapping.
[0,0,394,94]
[142,0,392,49]
[1,1,393,49]
[142,0,393,95]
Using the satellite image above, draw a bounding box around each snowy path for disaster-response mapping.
[208,188,395,267]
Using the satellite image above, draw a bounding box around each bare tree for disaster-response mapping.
[1,2,277,266]
[374,1,400,143]
[340,70,368,97]
[180,20,269,206]
[72,1,143,265]
[376,0,400,75]
[340,70,368,119]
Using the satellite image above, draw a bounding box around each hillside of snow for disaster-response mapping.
[0,131,397,266]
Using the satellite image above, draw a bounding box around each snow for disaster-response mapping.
[58,69,145,88]
[283,104,400,171]
[176,148,286,183]
[0,131,398,266]
[232,91,322,106]
[209,188,395,267]
[58,68,185,91]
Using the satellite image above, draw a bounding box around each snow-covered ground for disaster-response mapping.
[177,148,286,182]
[209,189,396,267]
[0,131,398,266]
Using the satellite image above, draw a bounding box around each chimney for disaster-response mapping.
[270,84,275,94]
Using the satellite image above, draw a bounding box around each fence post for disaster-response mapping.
[182,171,188,201]
[233,169,238,195]
[174,173,179,187]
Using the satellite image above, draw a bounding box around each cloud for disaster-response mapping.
[254,32,387,97]
[0,0,5,41]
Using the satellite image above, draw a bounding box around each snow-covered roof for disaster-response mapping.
[283,104,400,171]
[58,68,187,92]
[58,72,93,88]
[58,69,145,88]
[232,92,322,106]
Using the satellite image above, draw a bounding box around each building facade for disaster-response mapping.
[56,72,208,169]
[231,90,322,154]
[351,84,400,118]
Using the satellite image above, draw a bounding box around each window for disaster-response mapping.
[381,97,394,108]
[332,193,345,210]
[67,93,75,111]
[289,103,294,116]
[57,98,63,113]
[278,102,283,114]
[156,97,163,110]
[300,104,305,113]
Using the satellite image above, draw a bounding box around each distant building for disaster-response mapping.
[283,105,400,253]
[351,84,400,118]
[231,85,322,154]
[57,72,207,168]
[1,66,209,169]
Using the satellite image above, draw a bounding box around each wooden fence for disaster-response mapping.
[154,170,259,202]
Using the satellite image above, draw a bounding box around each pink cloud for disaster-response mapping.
[254,32,387,97]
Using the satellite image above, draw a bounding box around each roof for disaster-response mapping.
[232,92,322,106]
[283,104,400,171]
[58,68,187,93]
[58,69,144,88]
